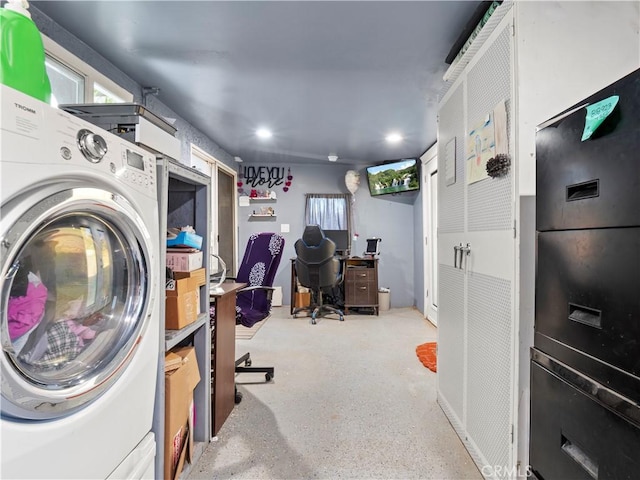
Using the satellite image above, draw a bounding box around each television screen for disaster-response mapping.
[366,158,420,196]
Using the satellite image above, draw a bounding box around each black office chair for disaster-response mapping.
[292,225,344,324]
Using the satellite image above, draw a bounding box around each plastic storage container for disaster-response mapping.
[0,0,51,103]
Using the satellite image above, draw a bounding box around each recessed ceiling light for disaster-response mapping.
[327,155,338,162]
[234,156,243,163]
[385,133,403,143]
[256,128,272,139]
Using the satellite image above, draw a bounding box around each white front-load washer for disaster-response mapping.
[0,85,160,479]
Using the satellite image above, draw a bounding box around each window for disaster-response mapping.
[42,35,133,106]
[304,194,352,231]
[44,55,84,104]
[93,82,125,104]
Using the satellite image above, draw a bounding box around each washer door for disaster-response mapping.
[1,187,155,419]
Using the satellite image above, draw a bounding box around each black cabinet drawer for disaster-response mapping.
[536,228,640,378]
[530,354,640,480]
[536,69,640,231]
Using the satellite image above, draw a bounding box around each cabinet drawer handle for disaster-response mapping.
[566,179,599,201]
[568,303,602,329]
[561,434,598,479]
[359,286,367,290]
[358,273,367,277]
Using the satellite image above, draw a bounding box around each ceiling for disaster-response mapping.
[33,1,482,165]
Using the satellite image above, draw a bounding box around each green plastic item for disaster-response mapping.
[581,95,619,141]
[0,0,51,103]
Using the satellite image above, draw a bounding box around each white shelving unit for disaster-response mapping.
[154,158,211,479]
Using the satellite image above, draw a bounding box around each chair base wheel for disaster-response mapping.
[235,389,243,404]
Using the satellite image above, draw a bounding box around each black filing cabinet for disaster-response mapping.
[531,68,640,480]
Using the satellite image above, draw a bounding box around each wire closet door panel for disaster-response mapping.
[437,265,466,421]
[437,16,516,475]
[438,84,465,235]
[465,24,515,472]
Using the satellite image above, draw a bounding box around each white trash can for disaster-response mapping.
[378,288,390,311]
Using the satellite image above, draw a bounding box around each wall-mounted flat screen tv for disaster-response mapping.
[366,158,420,196]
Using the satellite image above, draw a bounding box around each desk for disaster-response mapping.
[209,282,246,436]
[290,257,379,315]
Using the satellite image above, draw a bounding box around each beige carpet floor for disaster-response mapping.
[188,306,482,480]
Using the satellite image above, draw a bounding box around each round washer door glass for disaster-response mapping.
[1,188,152,418]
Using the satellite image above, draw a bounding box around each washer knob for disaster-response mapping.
[77,129,108,163]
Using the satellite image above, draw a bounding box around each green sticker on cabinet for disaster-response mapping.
[581,95,619,141]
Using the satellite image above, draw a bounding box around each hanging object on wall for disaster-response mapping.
[283,167,293,192]
[486,153,511,178]
[466,99,508,185]
[242,165,285,188]
[345,170,360,195]
[237,169,246,194]
[466,113,495,184]
[445,137,457,186]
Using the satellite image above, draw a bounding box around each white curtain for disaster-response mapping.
[304,194,351,231]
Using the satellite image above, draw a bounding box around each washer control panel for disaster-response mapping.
[117,145,156,192]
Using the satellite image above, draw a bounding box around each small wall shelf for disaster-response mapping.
[249,214,277,221]
[249,197,276,203]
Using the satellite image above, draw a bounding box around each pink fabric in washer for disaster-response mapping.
[8,276,48,340]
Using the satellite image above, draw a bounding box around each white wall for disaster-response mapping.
[516,0,640,197]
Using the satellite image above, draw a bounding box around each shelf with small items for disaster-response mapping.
[249,206,276,218]
[249,197,276,203]
[248,214,277,221]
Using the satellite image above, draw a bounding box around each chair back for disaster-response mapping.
[236,232,285,327]
[294,225,342,289]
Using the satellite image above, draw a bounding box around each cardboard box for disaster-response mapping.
[165,290,198,329]
[295,292,311,308]
[173,267,206,286]
[166,251,203,272]
[166,277,196,297]
[164,347,201,480]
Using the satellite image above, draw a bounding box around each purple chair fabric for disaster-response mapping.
[235,232,285,328]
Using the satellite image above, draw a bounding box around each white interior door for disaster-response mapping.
[422,147,438,325]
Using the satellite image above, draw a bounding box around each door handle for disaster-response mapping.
[460,243,471,270]
[453,243,471,270]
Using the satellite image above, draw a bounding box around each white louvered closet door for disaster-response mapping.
[437,10,516,477]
